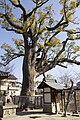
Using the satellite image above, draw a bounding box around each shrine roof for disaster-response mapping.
[8,74,17,80]
[0,70,17,80]
[0,70,8,79]
[37,79,67,90]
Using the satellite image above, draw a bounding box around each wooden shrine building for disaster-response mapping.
[38,79,67,113]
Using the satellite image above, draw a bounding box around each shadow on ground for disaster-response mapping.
[16,109,56,117]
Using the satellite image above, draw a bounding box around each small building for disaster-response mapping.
[38,79,66,113]
[0,71,8,92]
[0,71,8,79]
[0,71,21,96]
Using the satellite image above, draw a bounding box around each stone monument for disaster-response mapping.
[0,92,17,118]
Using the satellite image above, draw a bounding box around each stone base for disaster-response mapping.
[43,103,60,114]
[3,105,17,117]
[43,104,52,113]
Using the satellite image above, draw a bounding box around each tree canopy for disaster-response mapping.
[0,0,80,95]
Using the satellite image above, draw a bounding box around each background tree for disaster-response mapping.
[58,72,74,87]
[58,70,80,116]
[0,0,80,96]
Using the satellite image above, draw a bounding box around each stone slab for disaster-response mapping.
[0,105,17,118]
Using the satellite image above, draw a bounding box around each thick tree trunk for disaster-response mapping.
[21,55,36,96]
[19,34,37,109]
[19,52,36,110]
[20,33,37,96]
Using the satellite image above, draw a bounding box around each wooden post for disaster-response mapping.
[62,91,66,117]
[61,91,63,112]
[64,91,66,116]
[74,90,78,114]
[55,95,57,114]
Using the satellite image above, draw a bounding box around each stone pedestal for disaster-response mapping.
[43,103,56,113]
[3,104,17,117]
[43,104,52,113]
[0,103,17,118]
[43,103,60,113]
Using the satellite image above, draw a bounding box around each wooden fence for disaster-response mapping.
[13,95,43,109]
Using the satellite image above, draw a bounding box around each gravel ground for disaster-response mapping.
[2,109,80,120]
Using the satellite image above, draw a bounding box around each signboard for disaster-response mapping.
[44,87,50,92]
[44,93,51,103]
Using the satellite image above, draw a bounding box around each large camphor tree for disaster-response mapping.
[0,0,80,96]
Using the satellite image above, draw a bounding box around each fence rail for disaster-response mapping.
[13,95,43,109]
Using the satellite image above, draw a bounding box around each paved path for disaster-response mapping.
[2,109,80,120]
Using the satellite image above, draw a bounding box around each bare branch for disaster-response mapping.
[32,0,49,6]
[63,0,68,22]
[47,0,68,31]
[65,30,80,34]
[1,55,20,66]
[9,0,19,7]
[59,58,80,65]
[1,52,24,66]
[0,13,4,18]
[9,0,26,21]
[36,38,69,75]
[47,16,64,31]
[4,48,24,56]
[57,63,67,68]
[17,0,26,19]
[5,14,22,29]
[48,31,60,43]
[54,38,68,61]
[5,28,23,34]
[25,0,49,19]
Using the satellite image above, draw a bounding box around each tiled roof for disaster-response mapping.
[37,79,66,90]
[0,70,17,80]
[0,70,8,79]
[8,74,17,80]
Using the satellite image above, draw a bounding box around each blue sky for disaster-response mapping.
[0,0,80,83]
